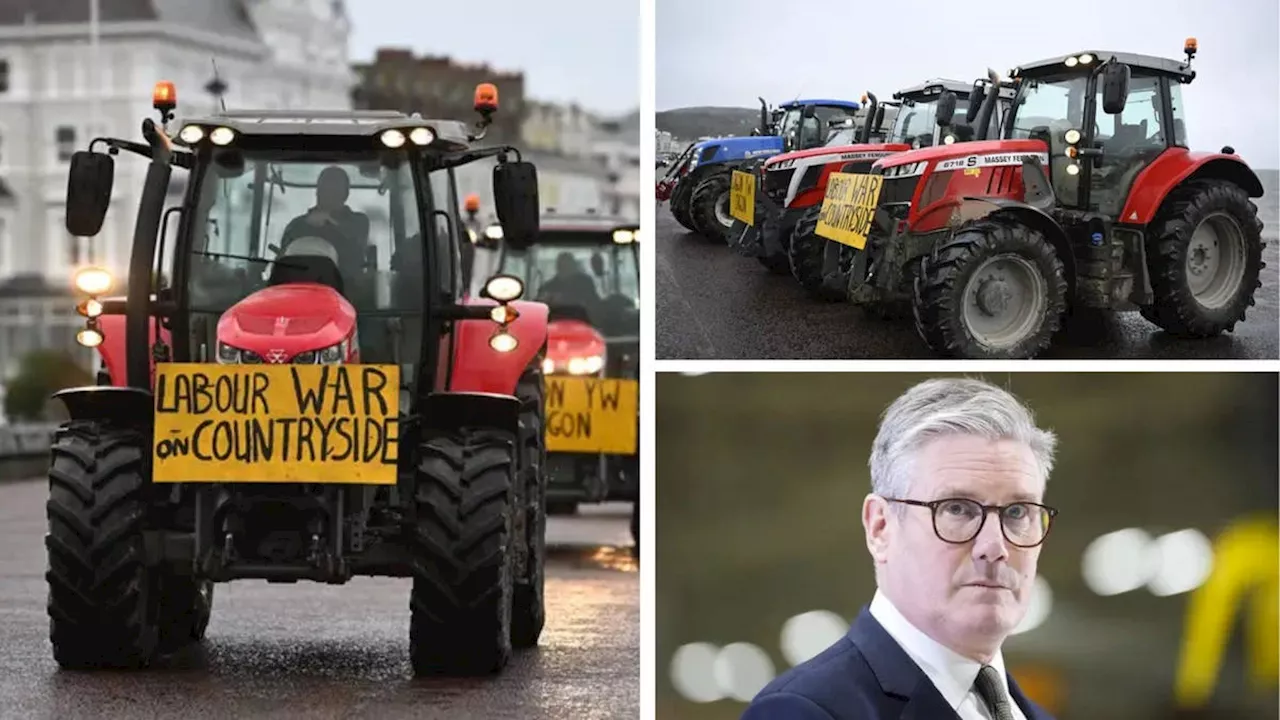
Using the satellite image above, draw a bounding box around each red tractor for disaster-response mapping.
[52,80,551,676]
[835,40,1266,358]
[731,78,1015,300]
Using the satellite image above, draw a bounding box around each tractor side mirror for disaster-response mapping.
[493,161,539,250]
[66,151,114,237]
[965,83,984,123]
[1101,61,1130,115]
[802,104,816,119]
[935,91,957,127]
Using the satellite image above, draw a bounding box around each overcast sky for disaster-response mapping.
[657,0,1279,169]
[347,0,639,116]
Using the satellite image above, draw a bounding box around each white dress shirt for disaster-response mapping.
[869,590,1029,720]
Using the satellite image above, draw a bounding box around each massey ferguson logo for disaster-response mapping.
[265,349,287,364]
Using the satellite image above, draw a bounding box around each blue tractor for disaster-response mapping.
[663,98,863,242]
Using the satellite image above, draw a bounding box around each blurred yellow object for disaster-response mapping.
[1009,664,1065,714]
[1174,515,1278,708]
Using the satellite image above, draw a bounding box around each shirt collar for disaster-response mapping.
[868,589,1011,710]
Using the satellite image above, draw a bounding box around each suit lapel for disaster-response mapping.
[845,608,961,720]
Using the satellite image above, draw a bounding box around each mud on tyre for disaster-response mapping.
[409,428,517,676]
[1139,179,1265,338]
[670,181,697,232]
[912,214,1068,359]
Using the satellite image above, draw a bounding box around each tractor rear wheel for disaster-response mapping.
[46,423,159,669]
[511,368,548,649]
[1140,179,1264,337]
[690,173,734,243]
[409,428,516,676]
[913,215,1068,359]
[789,206,853,301]
[670,182,697,232]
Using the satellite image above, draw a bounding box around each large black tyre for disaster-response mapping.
[755,210,790,274]
[46,423,159,669]
[689,173,734,243]
[157,576,214,653]
[1139,179,1265,337]
[511,367,548,649]
[789,206,852,301]
[409,429,516,676]
[670,182,697,231]
[913,215,1068,359]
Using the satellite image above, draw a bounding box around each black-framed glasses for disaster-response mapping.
[883,497,1059,548]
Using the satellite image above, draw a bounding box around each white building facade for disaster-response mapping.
[0,0,354,382]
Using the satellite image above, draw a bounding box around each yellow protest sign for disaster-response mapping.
[545,376,638,454]
[152,363,401,484]
[815,171,884,249]
[730,170,755,226]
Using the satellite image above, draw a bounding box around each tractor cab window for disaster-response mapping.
[1168,82,1188,147]
[1089,72,1168,217]
[780,106,859,152]
[824,125,858,147]
[509,231,639,340]
[185,151,429,364]
[1008,75,1089,207]
[888,95,970,147]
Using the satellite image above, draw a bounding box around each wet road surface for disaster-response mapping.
[656,206,1280,360]
[0,479,638,720]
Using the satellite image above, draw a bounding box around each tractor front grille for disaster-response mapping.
[763,166,796,205]
[878,176,921,206]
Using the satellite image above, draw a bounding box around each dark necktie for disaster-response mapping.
[974,664,1016,720]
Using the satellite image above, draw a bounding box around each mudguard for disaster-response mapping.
[418,391,520,439]
[449,298,549,396]
[1119,148,1265,225]
[94,310,171,387]
[52,385,154,426]
[923,195,1077,297]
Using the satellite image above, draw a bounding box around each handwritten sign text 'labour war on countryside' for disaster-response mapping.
[545,376,638,454]
[152,363,401,484]
[815,171,884,249]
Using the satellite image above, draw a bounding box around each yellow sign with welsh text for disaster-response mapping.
[815,171,884,249]
[545,376,638,455]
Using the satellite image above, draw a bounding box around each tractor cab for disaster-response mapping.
[1004,44,1204,217]
[890,77,1017,148]
[776,99,863,153]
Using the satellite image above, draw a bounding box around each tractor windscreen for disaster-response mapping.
[505,231,639,340]
[186,151,432,316]
[888,94,975,147]
[779,105,860,151]
[1007,75,1089,142]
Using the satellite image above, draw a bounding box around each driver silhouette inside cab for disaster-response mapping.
[280,166,370,273]
[537,252,601,311]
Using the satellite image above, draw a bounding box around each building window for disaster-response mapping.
[0,60,9,93]
[56,126,75,162]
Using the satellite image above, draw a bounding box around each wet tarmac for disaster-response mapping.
[0,478,638,720]
[656,206,1280,360]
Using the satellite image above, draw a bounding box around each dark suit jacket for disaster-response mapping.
[741,607,1055,720]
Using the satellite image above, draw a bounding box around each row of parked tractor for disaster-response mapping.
[657,39,1268,359]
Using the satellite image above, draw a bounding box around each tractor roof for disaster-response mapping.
[894,79,974,100]
[536,213,639,233]
[778,99,861,111]
[176,109,475,151]
[1012,51,1195,82]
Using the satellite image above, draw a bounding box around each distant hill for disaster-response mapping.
[656,106,761,142]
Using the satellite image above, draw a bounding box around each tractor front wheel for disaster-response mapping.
[789,206,854,301]
[670,182,697,232]
[913,216,1068,359]
[689,173,735,243]
[1140,179,1264,337]
[46,423,159,669]
[511,368,548,650]
[409,428,516,676]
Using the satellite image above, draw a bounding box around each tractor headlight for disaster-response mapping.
[74,267,112,295]
[380,129,406,148]
[293,340,346,364]
[76,328,103,348]
[1064,129,1081,145]
[567,354,605,375]
[179,125,204,143]
[485,274,524,302]
[209,127,235,146]
[409,127,435,145]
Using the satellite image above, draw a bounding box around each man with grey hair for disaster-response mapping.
[743,377,1059,720]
